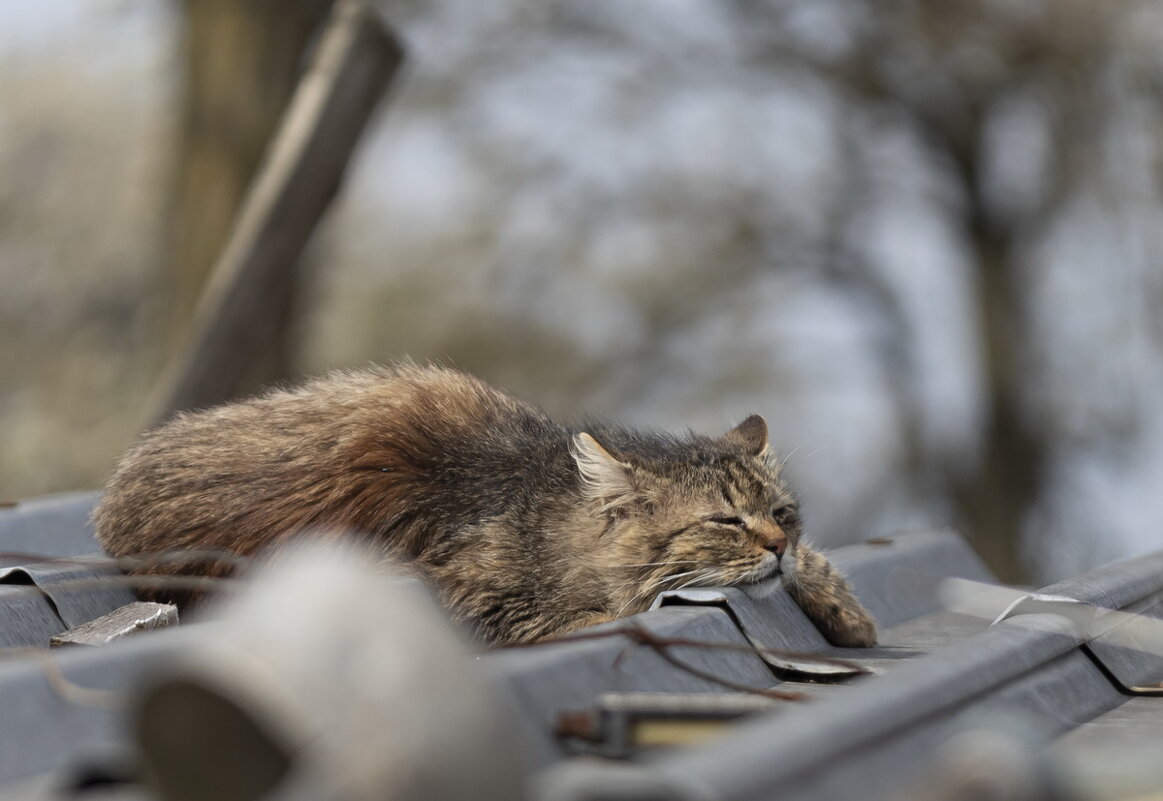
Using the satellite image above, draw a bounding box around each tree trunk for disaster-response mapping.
[954,224,1041,584]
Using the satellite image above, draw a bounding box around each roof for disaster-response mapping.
[1,492,1161,800]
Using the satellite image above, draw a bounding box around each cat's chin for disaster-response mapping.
[740,557,782,584]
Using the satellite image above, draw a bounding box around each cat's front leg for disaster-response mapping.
[782,544,877,647]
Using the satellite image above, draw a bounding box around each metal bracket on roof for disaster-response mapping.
[555,691,780,758]
[992,593,1163,697]
[0,558,135,628]
[50,601,179,647]
[990,593,1092,629]
[650,589,866,683]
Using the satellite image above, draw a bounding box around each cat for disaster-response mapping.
[93,362,877,647]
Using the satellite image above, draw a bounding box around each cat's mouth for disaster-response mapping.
[740,555,782,584]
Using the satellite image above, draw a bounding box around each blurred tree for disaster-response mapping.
[783,0,1114,581]
[5,0,1156,583]
[165,0,334,396]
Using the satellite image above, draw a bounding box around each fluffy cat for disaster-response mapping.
[93,363,877,647]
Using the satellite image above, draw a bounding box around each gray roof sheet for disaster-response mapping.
[1,492,1160,801]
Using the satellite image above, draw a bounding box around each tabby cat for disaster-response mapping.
[94,363,877,647]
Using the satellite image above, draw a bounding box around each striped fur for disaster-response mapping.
[93,363,876,646]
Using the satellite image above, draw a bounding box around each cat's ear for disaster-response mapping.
[572,432,636,510]
[723,414,769,458]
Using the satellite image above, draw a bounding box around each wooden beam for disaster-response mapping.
[150,0,404,424]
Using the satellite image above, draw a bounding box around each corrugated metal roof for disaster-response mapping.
[1,493,1161,801]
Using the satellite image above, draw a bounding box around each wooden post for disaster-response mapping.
[151,1,404,425]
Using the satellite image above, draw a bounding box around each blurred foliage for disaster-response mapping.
[2,0,1162,582]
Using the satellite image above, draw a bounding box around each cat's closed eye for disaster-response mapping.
[772,505,798,525]
[708,515,746,527]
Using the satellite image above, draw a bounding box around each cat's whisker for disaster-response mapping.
[605,566,702,599]
[656,570,714,593]
[679,566,737,590]
[615,582,659,618]
[676,571,714,591]
[609,561,699,569]
[615,596,640,618]
[613,568,698,617]
[608,571,672,592]
[777,442,808,468]
[797,445,827,464]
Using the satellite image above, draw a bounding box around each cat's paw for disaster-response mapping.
[783,545,878,648]
[814,600,877,648]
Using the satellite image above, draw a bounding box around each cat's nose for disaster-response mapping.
[765,537,787,559]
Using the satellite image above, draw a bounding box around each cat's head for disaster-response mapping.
[571,415,802,602]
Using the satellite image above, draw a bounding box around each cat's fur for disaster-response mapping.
[93,363,877,647]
